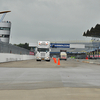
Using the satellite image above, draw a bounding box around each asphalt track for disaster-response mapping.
[0,59,100,100]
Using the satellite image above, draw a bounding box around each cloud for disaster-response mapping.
[0,0,100,44]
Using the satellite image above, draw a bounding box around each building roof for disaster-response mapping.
[83,24,100,38]
[0,11,11,14]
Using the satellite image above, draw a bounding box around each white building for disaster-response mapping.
[0,11,11,43]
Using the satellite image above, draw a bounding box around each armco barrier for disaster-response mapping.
[0,53,36,63]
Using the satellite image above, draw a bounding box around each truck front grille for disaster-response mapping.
[41,53,45,57]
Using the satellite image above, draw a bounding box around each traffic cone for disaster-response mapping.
[53,58,57,63]
[54,58,57,63]
[86,57,88,60]
[58,58,60,65]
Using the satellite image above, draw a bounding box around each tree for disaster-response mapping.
[14,43,31,50]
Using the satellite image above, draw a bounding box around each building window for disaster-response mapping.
[0,35,9,38]
[4,35,9,38]
[0,27,10,31]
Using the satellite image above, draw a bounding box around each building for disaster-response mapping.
[0,11,11,43]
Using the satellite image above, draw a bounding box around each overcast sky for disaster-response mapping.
[0,0,100,44]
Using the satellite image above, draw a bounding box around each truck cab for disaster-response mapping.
[36,41,51,61]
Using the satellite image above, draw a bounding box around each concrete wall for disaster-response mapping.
[0,53,36,63]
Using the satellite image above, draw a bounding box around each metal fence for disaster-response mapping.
[0,41,30,55]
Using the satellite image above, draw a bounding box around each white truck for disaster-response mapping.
[60,50,67,60]
[36,41,51,61]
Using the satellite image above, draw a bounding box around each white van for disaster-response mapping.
[60,50,67,60]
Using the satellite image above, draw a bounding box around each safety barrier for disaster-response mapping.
[0,53,36,63]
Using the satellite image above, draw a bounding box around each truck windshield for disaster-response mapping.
[37,48,49,52]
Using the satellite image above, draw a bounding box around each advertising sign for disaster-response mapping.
[50,43,70,48]
[29,52,34,55]
[70,44,85,48]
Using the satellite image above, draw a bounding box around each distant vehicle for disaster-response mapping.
[36,41,51,61]
[60,50,67,60]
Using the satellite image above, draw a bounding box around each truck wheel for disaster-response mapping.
[36,60,41,61]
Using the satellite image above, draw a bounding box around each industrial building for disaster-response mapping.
[29,40,100,59]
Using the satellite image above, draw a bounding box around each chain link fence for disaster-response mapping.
[0,41,30,55]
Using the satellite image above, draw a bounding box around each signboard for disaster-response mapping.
[70,44,85,48]
[50,43,70,48]
[29,52,34,55]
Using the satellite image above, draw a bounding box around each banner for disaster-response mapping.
[50,43,70,48]
[29,52,34,55]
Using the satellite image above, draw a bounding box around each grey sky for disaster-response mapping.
[0,0,100,44]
